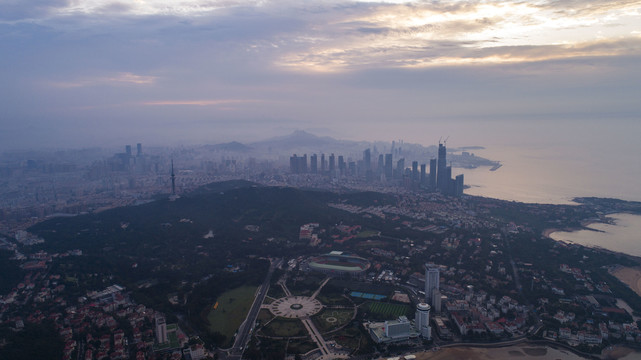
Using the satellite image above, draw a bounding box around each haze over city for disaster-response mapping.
[2,0,640,149]
[3,2,641,360]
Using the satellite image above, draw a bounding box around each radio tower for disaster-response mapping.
[171,159,176,196]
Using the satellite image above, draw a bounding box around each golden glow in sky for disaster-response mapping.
[18,0,641,71]
[2,0,640,150]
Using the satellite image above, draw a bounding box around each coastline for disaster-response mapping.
[409,342,641,360]
[610,266,641,298]
[543,216,641,298]
[542,226,582,239]
[542,217,608,239]
[543,213,641,261]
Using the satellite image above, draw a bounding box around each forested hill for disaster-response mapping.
[27,181,396,286]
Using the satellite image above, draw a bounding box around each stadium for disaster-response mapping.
[307,251,370,276]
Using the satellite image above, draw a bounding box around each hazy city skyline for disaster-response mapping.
[2,0,640,150]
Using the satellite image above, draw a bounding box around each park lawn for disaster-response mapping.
[316,293,352,306]
[312,309,354,333]
[287,339,317,355]
[261,318,307,337]
[257,309,274,324]
[207,285,258,345]
[330,324,375,355]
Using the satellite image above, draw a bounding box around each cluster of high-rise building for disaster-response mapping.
[289,141,464,196]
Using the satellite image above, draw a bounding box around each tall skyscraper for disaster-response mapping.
[310,154,318,174]
[437,143,447,192]
[429,159,437,188]
[136,143,142,156]
[290,154,300,173]
[420,164,426,185]
[363,148,372,181]
[321,153,326,173]
[290,154,309,174]
[329,153,336,174]
[455,174,464,196]
[425,263,440,305]
[445,165,453,194]
[125,145,132,157]
[338,155,346,176]
[396,158,405,179]
[412,161,419,182]
[432,289,442,313]
[384,153,393,180]
[170,159,176,196]
[363,148,371,172]
[301,154,308,173]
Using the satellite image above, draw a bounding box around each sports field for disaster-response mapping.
[207,285,258,346]
[350,291,386,300]
[356,230,380,238]
[365,301,410,319]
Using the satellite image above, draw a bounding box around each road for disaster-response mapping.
[301,316,331,356]
[226,258,282,360]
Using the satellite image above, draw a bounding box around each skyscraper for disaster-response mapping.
[301,154,308,173]
[420,164,426,185]
[170,159,176,196]
[384,153,393,181]
[155,313,168,344]
[290,154,309,174]
[415,303,431,339]
[437,143,447,192]
[396,158,405,179]
[363,148,371,172]
[136,143,142,156]
[290,154,300,173]
[445,165,453,195]
[412,161,419,182]
[329,153,336,174]
[455,174,464,196]
[429,159,437,188]
[310,154,318,174]
[425,263,440,305]
[321,153,326,173]
[363,148,372,181]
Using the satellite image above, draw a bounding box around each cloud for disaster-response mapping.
[0,0,71,21]
[48,72,157,88]
[1,0,640,150]
[265,0,641,71]
[140,99,265,106]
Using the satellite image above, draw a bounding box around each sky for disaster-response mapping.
[1,0,640,150]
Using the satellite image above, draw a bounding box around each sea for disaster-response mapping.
[549,213,641,258]
[412,119,641,257]
[419,119,641,359]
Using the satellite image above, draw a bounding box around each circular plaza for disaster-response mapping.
[269,296,323,318]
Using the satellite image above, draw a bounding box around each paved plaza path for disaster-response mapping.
[267,276,350,359]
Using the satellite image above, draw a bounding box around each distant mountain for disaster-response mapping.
[250,130,343,150]
[205,141,252,152]
[199,131,496,168]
